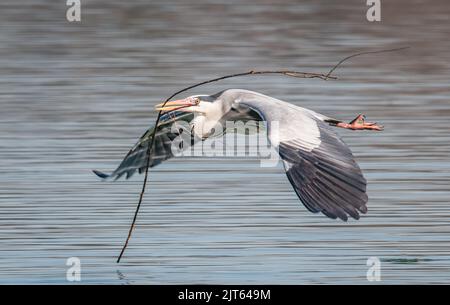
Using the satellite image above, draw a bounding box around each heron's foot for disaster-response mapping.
[337,114,384,131]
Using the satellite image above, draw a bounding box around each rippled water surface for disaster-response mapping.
[1,0,450,284]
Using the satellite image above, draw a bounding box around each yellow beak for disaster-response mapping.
[154,99,196,112]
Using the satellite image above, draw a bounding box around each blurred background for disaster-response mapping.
[0,0,450,284]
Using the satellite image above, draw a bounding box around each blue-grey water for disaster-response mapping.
[1,0,450,284]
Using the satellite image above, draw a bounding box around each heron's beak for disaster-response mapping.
[154,98,197,112]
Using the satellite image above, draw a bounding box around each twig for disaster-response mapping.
[325,46,410,79]
[115,70,332,263]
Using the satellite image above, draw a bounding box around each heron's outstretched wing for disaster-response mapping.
[93,111,195,180]
[233,90,367,221]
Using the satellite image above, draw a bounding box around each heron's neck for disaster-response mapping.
[192,105,224,138]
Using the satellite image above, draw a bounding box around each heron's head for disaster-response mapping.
[155,92,232,138]
[154,95,215,114]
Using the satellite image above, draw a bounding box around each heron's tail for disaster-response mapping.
[92,170,110,180]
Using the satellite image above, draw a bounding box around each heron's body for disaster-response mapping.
[94,89,383,221]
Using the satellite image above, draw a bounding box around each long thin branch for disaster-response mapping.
[116,47,409,263]
[115,70,332,263]
[325,46,410,79]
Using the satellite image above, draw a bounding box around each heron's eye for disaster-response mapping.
[193,97,200,105]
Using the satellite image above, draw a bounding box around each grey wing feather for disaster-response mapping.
[232,89,367,221]
[93,111,195,180]
[279,121,368,221]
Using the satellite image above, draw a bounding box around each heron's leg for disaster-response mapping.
[327,114,384,131]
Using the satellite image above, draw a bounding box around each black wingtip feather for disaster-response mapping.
[93,170,110,179]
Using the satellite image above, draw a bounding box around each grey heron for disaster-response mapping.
[94,89,383,221]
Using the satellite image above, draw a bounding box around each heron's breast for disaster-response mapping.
[191,115,221,139]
